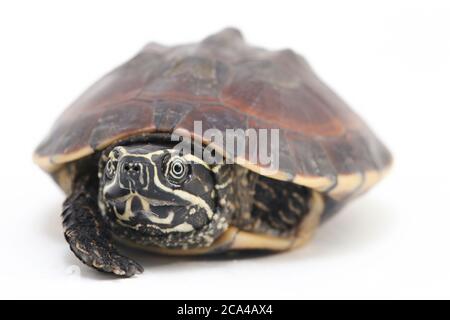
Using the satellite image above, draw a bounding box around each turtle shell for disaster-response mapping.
[34,28,392,201]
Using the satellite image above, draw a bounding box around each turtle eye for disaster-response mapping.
[166,156,189,185]
[105,159,116,180]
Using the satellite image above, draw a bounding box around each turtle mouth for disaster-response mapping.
[107,196,187,225]
[138,209,175,225]
[107,196,185,209]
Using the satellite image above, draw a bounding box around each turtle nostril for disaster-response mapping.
[122,162,141,175]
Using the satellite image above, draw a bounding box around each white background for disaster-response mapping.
[0,0,449,299]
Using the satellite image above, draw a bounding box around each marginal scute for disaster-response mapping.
[34,28,392,200]
[291,190,325,248]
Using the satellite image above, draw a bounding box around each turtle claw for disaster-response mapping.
[92,252,143,277]
[65,231,144,277]
[107,253,144,277]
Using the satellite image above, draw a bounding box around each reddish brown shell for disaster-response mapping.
[34,28,392,200]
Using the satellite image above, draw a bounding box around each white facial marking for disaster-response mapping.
[215,177,232,190]
[146,210,175,224]
[182,153,211,170]
[212,165,222,173]
[148,155,214,219]
[117,220,194,233]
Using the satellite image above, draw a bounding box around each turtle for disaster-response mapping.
[34,28,392,277]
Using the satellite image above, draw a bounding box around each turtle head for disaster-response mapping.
[98,144,229,249]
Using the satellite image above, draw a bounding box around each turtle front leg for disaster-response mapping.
[62,179,143,277]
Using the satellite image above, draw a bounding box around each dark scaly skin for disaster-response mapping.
[231,168,311,237]
[62,174,143,277]
[251,175,311,236]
